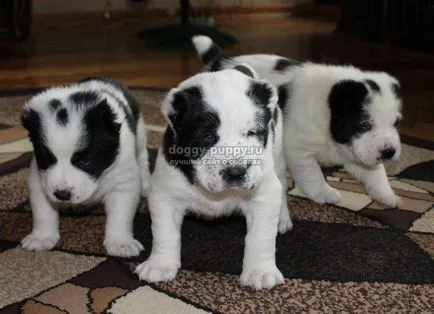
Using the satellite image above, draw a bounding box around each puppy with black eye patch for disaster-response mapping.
[20,77,151,257]
[135,66,292,290]
[192,36,403,208]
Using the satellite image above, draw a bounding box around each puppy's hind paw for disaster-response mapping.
[104,237,144,257]
[240,265,284,290]
[20,232,59,252]
[135,258,179,282]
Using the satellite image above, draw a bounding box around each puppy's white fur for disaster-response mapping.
[192,36,403,208]
[135,68,291,289]
[21,79,150,257]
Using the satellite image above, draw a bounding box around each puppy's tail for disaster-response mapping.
[191,35,227,71]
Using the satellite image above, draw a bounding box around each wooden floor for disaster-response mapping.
[0,6,433,141]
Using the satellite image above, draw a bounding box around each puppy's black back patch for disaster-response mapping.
[163,86,220,184]
[274,58,298,72]
[71,100,120,179]
[56,108,68,126]
[21,109,57,170]
[328,80,371,144]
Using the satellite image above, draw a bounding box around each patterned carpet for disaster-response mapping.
[0,87,433,313]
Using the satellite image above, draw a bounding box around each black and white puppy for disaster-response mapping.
[192,36,403,208]
[135,67,292,289]
[20,78,150,257]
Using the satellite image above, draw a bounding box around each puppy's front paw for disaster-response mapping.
[369,188,401,208]
[104,237,144,257]
[240,265,284,289]
[278,217,293,234]
[310,185,341,205]
[135,257,179,282]
[21,232,60,252]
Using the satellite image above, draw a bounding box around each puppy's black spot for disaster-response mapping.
[56,108,68,126]
[277,84,290,110]
[328,80,371,144]
[21,109,57,170]
[163,86,220,184]
[79,77,140,134]
[233,65,255,78]
[274,58,297,72]
[392,83,401,99]
[70,91,99,109]
[84,77,140,134]
[365,79,381,93]
[247,81,275,147]
[168,86,203,134]
[71,100,120,179]
[247,81,272,109]
[271,117,276,144]
[254,111,271,148]
[49,99,62,112]
[272,107,278,124]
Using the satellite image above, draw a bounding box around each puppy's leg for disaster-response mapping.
[344,163,400,208]
[103,173,143,257]
[275,158,293,234]
[135,195,184,282]
[136,116,151,197]
[286,150,341,204]
[21,158,60,251]
[240,178,284,289]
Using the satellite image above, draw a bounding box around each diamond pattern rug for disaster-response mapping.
[0,87,432,313]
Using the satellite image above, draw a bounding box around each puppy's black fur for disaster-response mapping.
[328,80,372,145]
[163,86,221,184]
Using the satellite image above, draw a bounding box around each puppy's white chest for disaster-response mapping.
[187,190,246,218]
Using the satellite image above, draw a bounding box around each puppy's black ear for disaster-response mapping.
[246,79,278,112]
[328,80,368,112]
[233,63,258,79]
[84,99,121,136]
[21,108,41,134]
[162,86,203,136]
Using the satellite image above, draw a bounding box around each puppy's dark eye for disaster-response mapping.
[394,118,401,128]
[71,151,90,169]
[204,134,216,142]
[359,121,372,131]
[247,130,257,137]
